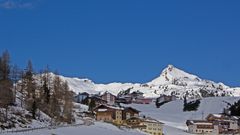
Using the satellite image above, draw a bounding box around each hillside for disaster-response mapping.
[0,92,51,131]
[3,122,145,135]
[125,96,240,135]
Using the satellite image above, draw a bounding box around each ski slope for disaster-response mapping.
[125,97,240,135]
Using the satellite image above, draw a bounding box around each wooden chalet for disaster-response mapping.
[123,107,140,120]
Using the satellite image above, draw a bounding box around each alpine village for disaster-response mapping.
[1,50,240,135]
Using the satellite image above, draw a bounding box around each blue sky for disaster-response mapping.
[0,0,240,86]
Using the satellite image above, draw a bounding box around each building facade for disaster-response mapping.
[101,91,116,105]
[186,113,240,135]
[123,107,140,120]
[141,118,164,135]
[186,120,216,134]
[74,92,89,103]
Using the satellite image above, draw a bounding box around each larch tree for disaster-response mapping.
[11,64,20,104]
[50,74,62,123]
[42,67,51,104]
[62,81,74,123]
[0,51,14,121]
[23,60,37,119]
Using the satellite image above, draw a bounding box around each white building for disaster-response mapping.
[186,120,218,134]
[141,117,164,135]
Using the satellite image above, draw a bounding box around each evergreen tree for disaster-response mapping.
[229,100,240,116]
[88,99,96,112]
[183,96,187,105]
[183,99,201,112]
[155,97,160,108]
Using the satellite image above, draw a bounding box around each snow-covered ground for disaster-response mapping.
[125,97,240,135]
[2,122,145,135]
[2,97,239,135]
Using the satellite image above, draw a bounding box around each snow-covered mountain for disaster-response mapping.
[55,65,240,99]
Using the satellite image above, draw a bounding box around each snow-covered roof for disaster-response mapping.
[143,117,164,124]
[211,114,223,118]
[98,109,108,112]
[109,106,124,110]
[100,91,116,97]
[187,120,212,126]
[94,104,124,111]
[124,107,140,113]
[206,113,232,120]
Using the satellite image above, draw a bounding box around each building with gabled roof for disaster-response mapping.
[93,104,124,125]
[100,91,116,105]
[123,107,140,120]
[186,120,216,134]
[141,117,164,135]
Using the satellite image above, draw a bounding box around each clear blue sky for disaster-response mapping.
[0,0,240,86]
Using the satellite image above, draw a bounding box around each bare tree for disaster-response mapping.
[0,51,14,121]
[62,81,74,123]
[11,64,20,104]
[50,74,62,123]
[23,60,37,119]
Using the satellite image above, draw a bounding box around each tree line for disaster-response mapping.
[0,50,74,124]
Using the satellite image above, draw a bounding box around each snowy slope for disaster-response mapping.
[0,91,52,131]
[3,122,145,135]
[148,65,201,86]
[50,65,240,99]
[125,97,240,135]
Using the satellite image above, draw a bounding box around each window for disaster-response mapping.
[126,113,130,119]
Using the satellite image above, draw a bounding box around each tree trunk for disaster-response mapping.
[5,107,8,122]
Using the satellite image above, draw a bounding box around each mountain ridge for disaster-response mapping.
[49,65,240,99]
